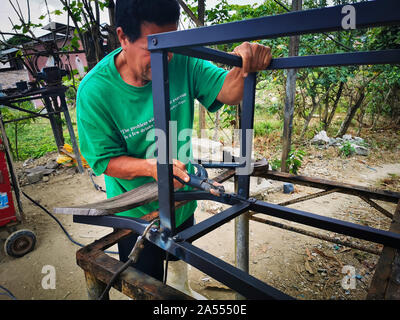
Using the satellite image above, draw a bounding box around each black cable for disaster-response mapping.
[21,190,118,255]
[98,258,132,300]
[89,169,106,193]
[0,285,17,300]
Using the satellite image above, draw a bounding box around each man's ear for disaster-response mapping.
[116,27,128,48]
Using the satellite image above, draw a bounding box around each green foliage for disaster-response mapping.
[270,158,282,171]
[1,101,36,126]
[4,108,78,161]
[254,120,281,137]
[271,148,306,174]
[287,148,306,174]
[5,34,31,46]
[339,141,355,158]
[220,104,237,129]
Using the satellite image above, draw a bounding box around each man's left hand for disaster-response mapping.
[231,42,272,77]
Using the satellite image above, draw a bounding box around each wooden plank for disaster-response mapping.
[367,200,400,299]
[359,195,394,219]
[54,181,159,215]
[278,188,340,206]
[76,228,193,300]
[53,165,238,216]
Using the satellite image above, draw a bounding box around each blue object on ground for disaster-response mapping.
[283,183,294,194]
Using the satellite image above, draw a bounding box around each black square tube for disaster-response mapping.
[150,50,176,235]
[249,199,400,249]
[237,72,257,198]
[148,0,400,51]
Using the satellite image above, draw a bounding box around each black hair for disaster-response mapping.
[115,0,180,43]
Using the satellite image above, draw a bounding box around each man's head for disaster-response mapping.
[115,0,180,43]
[115,0,180,84]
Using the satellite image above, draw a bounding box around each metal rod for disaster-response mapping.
[59,92,84,173]
[148,0,400,50]
[250,200,400,249]
[278,188,340,206]
[235,73,257,299]
[43,96,64,148]
[249,214,382,255]
[170,48,400,70]
[2,102,50,119]
[148,232,293,300]
[359,195,394,220]
[253,169,400,204]
[176,203,250,242]
[150,50,176,235]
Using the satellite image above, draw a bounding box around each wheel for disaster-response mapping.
[4,229,36,258]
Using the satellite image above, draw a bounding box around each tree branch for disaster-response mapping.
[177,0,204,27]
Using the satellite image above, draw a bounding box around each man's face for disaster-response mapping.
[117,22,177,83]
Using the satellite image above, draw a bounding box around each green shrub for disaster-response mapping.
[339,141,355,157]
[270,148,306,174]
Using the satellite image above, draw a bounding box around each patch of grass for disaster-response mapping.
[254,120,282,137]
[5,108,78,161]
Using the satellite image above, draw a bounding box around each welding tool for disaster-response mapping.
[174,163,225,196]
[99,218,160,300]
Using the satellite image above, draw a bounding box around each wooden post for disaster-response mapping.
[281,0,302,172]
[367,200,400,299]
[84,270,109,300]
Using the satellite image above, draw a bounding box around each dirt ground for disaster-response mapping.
[0,149,399,300]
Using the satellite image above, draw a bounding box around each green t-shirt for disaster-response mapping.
[76,47,228,227]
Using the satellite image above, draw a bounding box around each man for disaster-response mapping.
[77,0,272,297]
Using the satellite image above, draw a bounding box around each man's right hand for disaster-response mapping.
[149,158,190,189]
[105,156,189,189]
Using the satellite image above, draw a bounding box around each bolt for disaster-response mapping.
[152,38,158,45]
[172,235,182,242]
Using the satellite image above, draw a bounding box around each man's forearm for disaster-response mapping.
[217,67,244,105]
[104,156,156,180]
[217,42,272,106]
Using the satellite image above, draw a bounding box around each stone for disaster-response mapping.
[342,134,352,141]
[352,144,369,156]
[45,160,59,170]
[23,158,34,167]
[310,130,330,145]
[354,136,364,144]
[42,176,50,182]
[24,165,55,176]
[26,171,43,184]
[328,138,337,146]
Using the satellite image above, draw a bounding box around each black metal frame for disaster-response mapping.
[0,86,84,173]
[75,0,400,299]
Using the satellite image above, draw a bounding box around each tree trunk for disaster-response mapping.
[281,0,302,173]
[300,94,319,139]
[322,86,331,130]
[336,91,365,137]
[326,81,344,129]
[105,0,119,52]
